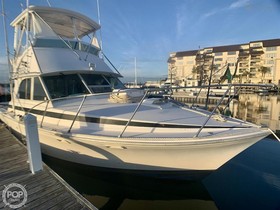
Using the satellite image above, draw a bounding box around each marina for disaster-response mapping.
[0,4,271,179]
[0,1,280,210]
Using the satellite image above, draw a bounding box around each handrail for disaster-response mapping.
[68,95,87,133]
[191,87,203,108]
[40,100,49,128]
[118,90,149,138]
[26,93,103,129]
[221,86,241,114]
[22,83,277,138]
[193,85,232,138]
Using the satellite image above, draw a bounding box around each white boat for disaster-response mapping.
[0,6,270,179]
[184,85,238,97]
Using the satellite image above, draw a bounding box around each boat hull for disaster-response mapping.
[0,111,269,179]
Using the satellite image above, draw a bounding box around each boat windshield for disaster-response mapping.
[42,73,125,98]
[42,74,89,99]
[80,74,125,93]
[33,38,99,56]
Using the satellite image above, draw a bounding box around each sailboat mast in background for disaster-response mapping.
[134,57,137,86]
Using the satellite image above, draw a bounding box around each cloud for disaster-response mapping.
[175,2,191,39]
[229,0,250,9]
[200,9,220,19]
[176,11,187,39]
[200,0,251,20]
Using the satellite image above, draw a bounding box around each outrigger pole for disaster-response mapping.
[96,0,103,52]
[1,0,15,113]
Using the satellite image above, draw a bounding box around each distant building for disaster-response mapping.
[167,39,280,86]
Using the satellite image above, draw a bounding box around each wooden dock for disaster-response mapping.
[0,125,97,210]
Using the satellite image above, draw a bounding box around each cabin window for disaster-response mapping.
[43,74,89,99]
[33,77,47,100]
[80,74,112,93]
[18,79,31,99]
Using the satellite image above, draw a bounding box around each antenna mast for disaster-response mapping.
[134,57,137,86]
[26,0,29,47]
[1,0,15,112]
[1,0,11,74]
[46,0,51,7]
[96,0,103,51]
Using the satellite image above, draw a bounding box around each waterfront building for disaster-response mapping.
[167,39,280,86]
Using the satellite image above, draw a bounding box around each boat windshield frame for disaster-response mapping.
[41,73,125,99]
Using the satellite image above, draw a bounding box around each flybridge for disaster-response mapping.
[11,6,100,39]
[9,5,117,76]
[11,6,101,56]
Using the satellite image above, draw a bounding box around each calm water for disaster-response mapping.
[43,93,280,210]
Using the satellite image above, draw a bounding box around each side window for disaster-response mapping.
[33,77,46,100]
[18,78,31,99]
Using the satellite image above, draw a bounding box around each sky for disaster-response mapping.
[1,0,280,83]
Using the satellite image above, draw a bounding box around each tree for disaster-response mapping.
[258,66,271,83]
[239,70,250,83]
[192,65,203,85]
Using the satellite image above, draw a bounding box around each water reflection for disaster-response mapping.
[204,138,280,210]
[231,94,280,132]
[43,155,217,210]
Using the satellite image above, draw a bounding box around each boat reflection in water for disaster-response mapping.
[43,155,218,210]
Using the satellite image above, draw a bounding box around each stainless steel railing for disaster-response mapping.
[23,83,273,138]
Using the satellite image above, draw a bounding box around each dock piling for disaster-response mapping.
[24,114,43,174]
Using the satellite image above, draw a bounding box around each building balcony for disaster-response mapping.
[250,45,263,49]
[250,49,264,54]
[239,64,249,67]
[239,59,249,64]
[251,55,262,60]
[249,67,258,72]
[240,45,250,50]
[250,60,263,66]
[204,54,213,58]
[239,51,250,56]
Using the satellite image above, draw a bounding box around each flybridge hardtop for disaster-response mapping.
[0,5,272,179]
[11,5,116,76]
[11,6,101,38]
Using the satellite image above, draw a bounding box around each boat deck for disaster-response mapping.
[0,125,97,210]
